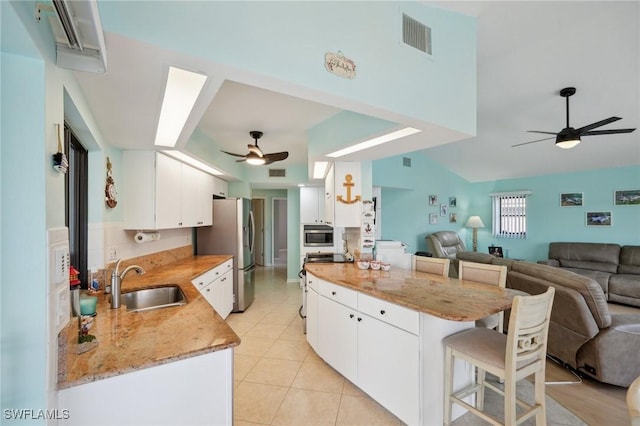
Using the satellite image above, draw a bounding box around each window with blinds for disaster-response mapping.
[490,191,531,239]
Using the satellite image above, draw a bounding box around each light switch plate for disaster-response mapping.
[56,285,70,333]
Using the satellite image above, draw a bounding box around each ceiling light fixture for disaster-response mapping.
[161,150,223,176]
[313,161,329,179]
[326,127,421,158]
[246,152,266,165]
[154,66,208,147]
[555,133,581,149]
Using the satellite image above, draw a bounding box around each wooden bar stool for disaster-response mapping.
[459,261,508,333]
[412,255,450,277]
[443,287,555,426]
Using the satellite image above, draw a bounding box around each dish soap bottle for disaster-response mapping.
[90,266,100,293]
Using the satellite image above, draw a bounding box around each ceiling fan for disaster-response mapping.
[513,87,636,148]
[221,131,289,165]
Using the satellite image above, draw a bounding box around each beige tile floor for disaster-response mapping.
[227,265,403,426]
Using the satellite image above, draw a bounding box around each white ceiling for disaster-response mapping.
[73,1,639,184]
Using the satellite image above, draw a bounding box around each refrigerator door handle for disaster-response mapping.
[248,209,255,255]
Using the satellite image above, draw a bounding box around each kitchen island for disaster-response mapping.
[304,263,523,425]
[58,255,239,425]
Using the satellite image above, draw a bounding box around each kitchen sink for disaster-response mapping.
[120,285,187,312]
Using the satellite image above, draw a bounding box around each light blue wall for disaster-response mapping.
[1,5,48,416]
[469,165,640,261]
[373,152,472,253]
[99,1,476,135]
[287,188,301,282]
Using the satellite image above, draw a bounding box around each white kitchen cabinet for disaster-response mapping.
[212,176,228,198]
[324,162,361,227]
[306,273,320,352]
[192,259,234,319]
[58,348,233,426]
[357,293,420,426]
[122,151,215,230]
[300,186,326,224]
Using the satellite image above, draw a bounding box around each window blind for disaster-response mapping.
[490,191,531,239]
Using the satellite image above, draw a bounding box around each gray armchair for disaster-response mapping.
[426,231,466,277]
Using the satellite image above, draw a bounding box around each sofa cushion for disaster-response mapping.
[549,242,620,274]
[609,274,640,300]
[456,252,495,264]
[510,261,611,328]
[619,245,640,274]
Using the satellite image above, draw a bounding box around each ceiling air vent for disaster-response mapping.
[403,157,412,167]
[268,168,286,178]
[402,13,432,55]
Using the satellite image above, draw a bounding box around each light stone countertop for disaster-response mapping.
[58,255,239,390]
[304,263,522,321]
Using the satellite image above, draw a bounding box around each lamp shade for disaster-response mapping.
[465,216,485,228]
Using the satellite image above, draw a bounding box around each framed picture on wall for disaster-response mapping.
[614,190,640,205]
[449,213,457,223]
[429,195,438,206]
[586,211,612,226]
[560,192,583,206]
[429,213,437,224]
[449,197,457,207]
[440,204,447,216]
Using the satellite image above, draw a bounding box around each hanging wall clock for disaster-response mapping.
[105,157,117,208]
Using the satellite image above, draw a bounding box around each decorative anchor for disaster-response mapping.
[336,174,361,204]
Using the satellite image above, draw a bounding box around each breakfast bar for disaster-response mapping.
[304,262,523,425]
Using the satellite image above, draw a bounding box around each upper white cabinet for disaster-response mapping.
[300,186,326,224]
[122,151,214,230]
[212,176,228,198]
[324,162,361,227]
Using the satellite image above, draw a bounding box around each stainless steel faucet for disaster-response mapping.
[110,258,145,309]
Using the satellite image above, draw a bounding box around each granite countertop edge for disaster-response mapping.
[58,255,239,390]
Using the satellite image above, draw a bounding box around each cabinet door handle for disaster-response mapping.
[331,291,336,296]
[349,314,354,319]
[380,310,386,315]
[357,317,362,322]
[206,288,211,292]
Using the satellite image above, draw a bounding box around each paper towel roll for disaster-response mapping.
[134,232,160,243]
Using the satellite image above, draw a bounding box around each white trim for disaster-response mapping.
[488,190,532,197]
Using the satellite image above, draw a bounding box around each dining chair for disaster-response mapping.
[443,287,555,426]
[459,261,508,333]
[412,255,450,277]
[628,375,640,426]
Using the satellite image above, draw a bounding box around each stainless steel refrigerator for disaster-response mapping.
[196,198,255,312]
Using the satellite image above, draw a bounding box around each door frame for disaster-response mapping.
[271,197,288,266]
[251,197,266,266]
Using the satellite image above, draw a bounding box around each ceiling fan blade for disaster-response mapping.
[526,130,558,135]
[236,158,247,163]
[247,144,264,156]
[582,128,636,136]
[263,151,289,164]
[576,117,621,133]
[512,136,555,148]
[221,150,247,158]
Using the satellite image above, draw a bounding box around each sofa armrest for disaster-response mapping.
[538,259,560,267]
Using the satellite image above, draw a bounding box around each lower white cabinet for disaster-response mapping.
[306,274,320,352]
[318,292,358,384]
[192,260,234,319]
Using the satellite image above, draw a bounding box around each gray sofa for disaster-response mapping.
[539,242,640,307]
[456,251,640,387]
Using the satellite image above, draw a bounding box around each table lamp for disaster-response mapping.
[465,216,485,252]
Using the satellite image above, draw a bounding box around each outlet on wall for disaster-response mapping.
[108,245,118,260]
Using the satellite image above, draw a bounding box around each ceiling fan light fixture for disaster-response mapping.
[246,152,266,165]
[555,134,581,149]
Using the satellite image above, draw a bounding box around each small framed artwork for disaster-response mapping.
[488,246,504,257]
[449,213,457,223]
[449,197,457,207]
[586,211,612,226]
[429,213,437,224]
[440,203,447,216]
[560,192,583,207]
[429,195,438,206]
[614,190,640,205]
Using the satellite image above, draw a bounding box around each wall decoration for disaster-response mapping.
[449,197,457,207]
[105,157,117,208]
[52,123,68,174]
[449,213,457,223]
[324,51,356,79]
[440,203,447,216]
[429,195,438,206]
[560,192,583,206]
[429,213,437,225]
[614,190,640,205]
[336,174,361,204]
[586,211,611,226]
